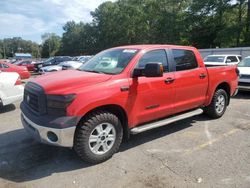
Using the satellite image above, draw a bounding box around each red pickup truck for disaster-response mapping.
[21,45,238,163]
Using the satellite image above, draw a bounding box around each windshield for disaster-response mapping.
[44,57,54,63]
[78,48,139,74]
[204,56,225,63]
[238,58,250,67]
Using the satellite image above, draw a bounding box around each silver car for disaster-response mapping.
[39,61,83,74]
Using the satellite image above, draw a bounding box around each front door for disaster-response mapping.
[128,49,176,126]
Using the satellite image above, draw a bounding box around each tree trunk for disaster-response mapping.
[236,0,244,46]
[246,0,250,45]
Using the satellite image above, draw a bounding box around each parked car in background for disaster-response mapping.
[21,45,238,164]
[238,56,250,91]
[204,55,241,66]
[0,71,24,107]
[61,61,84,70]
[34,56,72,72]
[14,60,37,71]
[0,61,30,79]
[79,56,92,63]
[39,61,84,74]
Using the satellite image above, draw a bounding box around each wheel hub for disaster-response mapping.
[215,95,225,114]
[88,123,116,155]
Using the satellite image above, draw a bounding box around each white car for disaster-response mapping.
[238,56,250,91]
[39,61,83,74]
[204,55,241,66]
[0,71,24,107]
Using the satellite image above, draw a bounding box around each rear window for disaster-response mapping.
[226,56,238,63]
[172,49,198,71]
[204,56,225,63]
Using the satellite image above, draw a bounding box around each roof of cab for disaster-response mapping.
[110,44,197,50]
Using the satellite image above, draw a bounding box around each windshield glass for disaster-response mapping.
[44,57,54,63]
[238,58,250,67]
[78,48,139,74]
[204,56,225,63]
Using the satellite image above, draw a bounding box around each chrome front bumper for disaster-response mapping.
[21,113,76,147]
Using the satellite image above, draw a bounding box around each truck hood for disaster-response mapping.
[32,70,112,93]
[238,67,250,75]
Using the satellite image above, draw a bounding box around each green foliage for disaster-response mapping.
[41,33,61,58]
[1,0,250,58]
[0,37,40,58]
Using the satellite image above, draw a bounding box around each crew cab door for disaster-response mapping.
[170,49,208,113]
[128,49,175,126]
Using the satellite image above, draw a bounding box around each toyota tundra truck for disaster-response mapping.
[21,45,238,164]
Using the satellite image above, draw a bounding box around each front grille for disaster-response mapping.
[62,65,69,70]
[240,74,250,79]
[24,82,46,114]
[24,90,39,112]
[238,82,250,87]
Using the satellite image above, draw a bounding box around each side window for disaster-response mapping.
[3,64,9,68]
[0,63,2,68]
[172,49,198,71]
[227,56,238,63]
[137,50,168,72]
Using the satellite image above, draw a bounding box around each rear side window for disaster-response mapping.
[172,49,198,71]
[137,50,168,72]
[227,56,238,63]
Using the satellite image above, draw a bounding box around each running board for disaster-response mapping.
[130,108,203,134]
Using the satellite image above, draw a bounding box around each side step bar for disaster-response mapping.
[130,108,203,134]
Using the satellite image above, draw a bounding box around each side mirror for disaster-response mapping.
[133,63,164,78]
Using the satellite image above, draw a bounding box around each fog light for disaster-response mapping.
[47,131,58,142]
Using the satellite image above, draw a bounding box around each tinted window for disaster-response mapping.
[22,61,31,65]
[0,63,2,68]
[138,50,168,72]
[227,56,238,63]
[172,49,198,71]
[204,56,225,63]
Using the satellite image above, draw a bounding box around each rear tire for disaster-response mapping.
[205,89,228,119]
[74,111,123,164]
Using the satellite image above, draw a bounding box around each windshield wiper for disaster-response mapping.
[82,70,105,74]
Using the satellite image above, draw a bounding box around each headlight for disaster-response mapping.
[46,94,76,115]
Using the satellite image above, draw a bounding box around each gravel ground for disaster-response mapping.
[0,91,250,188]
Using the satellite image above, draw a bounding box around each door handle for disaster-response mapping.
[199,73,206,79]
[165,77,175,84]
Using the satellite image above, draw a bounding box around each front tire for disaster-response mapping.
[74,111,123,164]
[205,89,228,119]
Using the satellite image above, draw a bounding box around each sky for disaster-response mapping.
[0,0,114,44]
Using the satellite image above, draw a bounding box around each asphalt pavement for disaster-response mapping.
[0,91,250,188]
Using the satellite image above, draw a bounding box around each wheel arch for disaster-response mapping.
[78,104,130,140]
[215,82,231,105]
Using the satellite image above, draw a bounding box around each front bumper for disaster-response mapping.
[21,113,76,147]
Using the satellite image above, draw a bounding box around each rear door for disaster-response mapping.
[129,49,175,126]
[170,49,208,113]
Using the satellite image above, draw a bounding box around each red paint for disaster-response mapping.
[0,62,31,79]
[32,45,238,128]
[16,60,35,71]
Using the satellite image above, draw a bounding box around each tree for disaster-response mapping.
[0,37,40,58]
[41,33,61,58]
